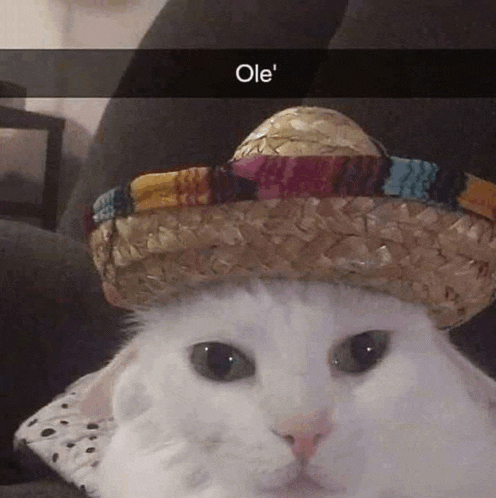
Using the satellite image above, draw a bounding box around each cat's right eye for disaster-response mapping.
[190,342,256,382]
[330,330,390,374]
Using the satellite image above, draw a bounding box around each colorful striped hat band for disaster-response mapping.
[87,106,496,331]
[91,156,495,226]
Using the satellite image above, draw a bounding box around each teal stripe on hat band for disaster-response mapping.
[383,157,439,200]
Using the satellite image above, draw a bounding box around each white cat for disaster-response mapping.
[83,279,496,498]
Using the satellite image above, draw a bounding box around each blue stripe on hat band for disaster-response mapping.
[383,157,439,200]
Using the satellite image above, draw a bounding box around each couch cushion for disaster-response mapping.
[0,221,127,483]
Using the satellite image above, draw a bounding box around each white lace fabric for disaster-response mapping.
[14,371,115,497]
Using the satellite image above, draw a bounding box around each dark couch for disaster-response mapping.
[2,0,496,496]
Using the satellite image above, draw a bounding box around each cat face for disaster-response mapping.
[100,280,496,498]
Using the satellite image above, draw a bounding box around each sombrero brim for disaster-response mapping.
[89,193,496,330]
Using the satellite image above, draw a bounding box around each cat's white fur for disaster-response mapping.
[91,279,496,498]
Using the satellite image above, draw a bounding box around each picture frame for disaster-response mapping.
[0,104,65,231]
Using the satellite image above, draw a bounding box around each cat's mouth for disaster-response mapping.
[285,475,329,491]
[261,473,346,496]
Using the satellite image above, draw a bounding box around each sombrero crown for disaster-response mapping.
[89,106,496,330]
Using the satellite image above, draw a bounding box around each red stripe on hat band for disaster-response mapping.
[230,155,390,199]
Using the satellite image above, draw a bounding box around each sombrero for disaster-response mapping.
[87,106,496,330]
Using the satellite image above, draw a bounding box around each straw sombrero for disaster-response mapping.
[87,106,496,330]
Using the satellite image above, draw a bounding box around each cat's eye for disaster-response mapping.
[190,342,255,382]
[330,330,390,374]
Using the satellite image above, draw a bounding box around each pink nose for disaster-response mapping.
[273,409,332,461]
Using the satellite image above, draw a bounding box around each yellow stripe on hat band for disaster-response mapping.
[458,173,496,222]
[130,167,211,210]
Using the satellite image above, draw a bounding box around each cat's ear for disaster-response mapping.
[79,341,139,420]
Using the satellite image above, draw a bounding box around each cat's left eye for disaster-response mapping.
[190,342,256,382]
[330,330,390,374]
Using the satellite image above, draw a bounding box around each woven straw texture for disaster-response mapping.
[89,107,496,330]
